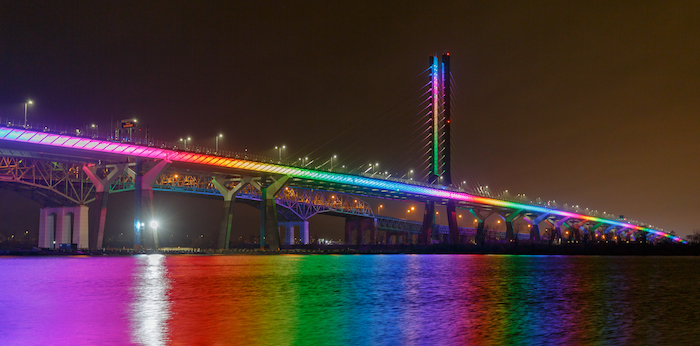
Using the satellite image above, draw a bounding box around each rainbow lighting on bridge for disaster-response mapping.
[0,126,685,243]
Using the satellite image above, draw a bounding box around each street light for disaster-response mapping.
[275,145,285,162]
[378,204,383,216]
[216,134,223,153]
[331,155,337,171]
[24,100,33,128]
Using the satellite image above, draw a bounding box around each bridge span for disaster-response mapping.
[0,125,685,249]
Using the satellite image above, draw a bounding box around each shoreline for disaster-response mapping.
[2,243,699,257]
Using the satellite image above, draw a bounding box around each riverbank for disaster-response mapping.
[2,242,699,256]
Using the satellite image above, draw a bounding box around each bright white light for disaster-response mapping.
[150,220,159,229]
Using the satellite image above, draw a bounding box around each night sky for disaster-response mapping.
[1,1,699,239]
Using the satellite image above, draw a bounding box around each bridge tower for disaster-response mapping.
[421,52,459,244]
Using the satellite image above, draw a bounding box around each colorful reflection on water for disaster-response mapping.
[1,255,699,345]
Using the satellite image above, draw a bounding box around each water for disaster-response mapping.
[1,255,699,345]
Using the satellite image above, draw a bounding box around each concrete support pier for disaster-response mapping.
[420,201,435,245]
[38,206,89,249]
[345,218,377,245]
[279,221,309,245]
[469,209,493,246]
[83,163,125,250]
[127,159,169,250]
[212,176,251,250]
[257,175,289,251]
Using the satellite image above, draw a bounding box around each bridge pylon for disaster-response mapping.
[128,159,169,250]
[256,174,289,251]
[83,163,126,250]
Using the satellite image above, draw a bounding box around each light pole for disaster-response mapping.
[330,155,337,171]
[378,204,383,216]
[409,169,414,180]
[216,134,223,153]
[91,124,98,138]
[275,145,285,163]
[24,100,33,128]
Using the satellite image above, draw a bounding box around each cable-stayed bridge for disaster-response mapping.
[0,53,685,250]
[0,124,684,250]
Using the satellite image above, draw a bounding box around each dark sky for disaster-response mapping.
[1,1,699,238]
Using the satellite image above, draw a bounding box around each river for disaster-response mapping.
[1,255,699,345]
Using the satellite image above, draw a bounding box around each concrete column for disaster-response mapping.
[71,206,89,249]
[365,218,377,245]
[501,209,523,242]
[280,222,294,245]
[420,201,435,245]
[572,220,588,241]
[256,175,290,250]
[524,213,549,242]
[555,217,570,241]
[83,163,125,250]
[345,219,353,245]
[212,176,251,250]
[38,206,88,249]
[38,209,56,248]
[446,201,459,244]
[299,221,309,245]
[127,159,170,250]
[603,225,617,241]
[469,209,493,246]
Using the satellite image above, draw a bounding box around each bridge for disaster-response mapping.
[0,54,685,250]
[0,124,683,249]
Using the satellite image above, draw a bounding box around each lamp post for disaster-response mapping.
[330,155,337,171]
[275,145,285,163]
[216,134,223,153]
[378,204,383,216]
[24,100,33,128]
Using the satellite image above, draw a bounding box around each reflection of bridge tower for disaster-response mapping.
[421,52,458,244]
